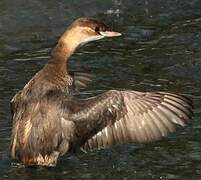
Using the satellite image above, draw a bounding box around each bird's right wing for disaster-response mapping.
[65,90,193,151]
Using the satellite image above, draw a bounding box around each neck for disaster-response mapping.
[47,31,79,74]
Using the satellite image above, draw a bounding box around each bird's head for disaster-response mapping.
[59,17,121,51]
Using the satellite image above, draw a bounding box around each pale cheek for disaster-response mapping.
[60,27,102,49]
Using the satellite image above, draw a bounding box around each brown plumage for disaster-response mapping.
[10,17,193,167]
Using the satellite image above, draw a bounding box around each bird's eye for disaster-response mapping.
[95,26,100,33]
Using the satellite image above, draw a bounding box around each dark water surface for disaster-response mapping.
[1,0,201,179]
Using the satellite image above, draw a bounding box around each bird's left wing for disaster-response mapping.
[69,72,95,90]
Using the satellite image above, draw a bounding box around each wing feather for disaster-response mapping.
[66,90,193,151]
[69,72,95,90]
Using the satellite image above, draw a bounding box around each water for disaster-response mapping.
[1,0,201,179]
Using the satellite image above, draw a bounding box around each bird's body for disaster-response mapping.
[10,17,193,167]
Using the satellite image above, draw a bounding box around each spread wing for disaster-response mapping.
[66,90,193,151]
[70,72,95,90]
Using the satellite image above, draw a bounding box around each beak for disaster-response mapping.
[99,31,122,37]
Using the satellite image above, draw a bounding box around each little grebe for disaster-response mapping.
[10,17,193,167]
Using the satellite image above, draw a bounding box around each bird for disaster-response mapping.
[10,17,193,167]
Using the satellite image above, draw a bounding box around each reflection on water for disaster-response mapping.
[1,0,201,179]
